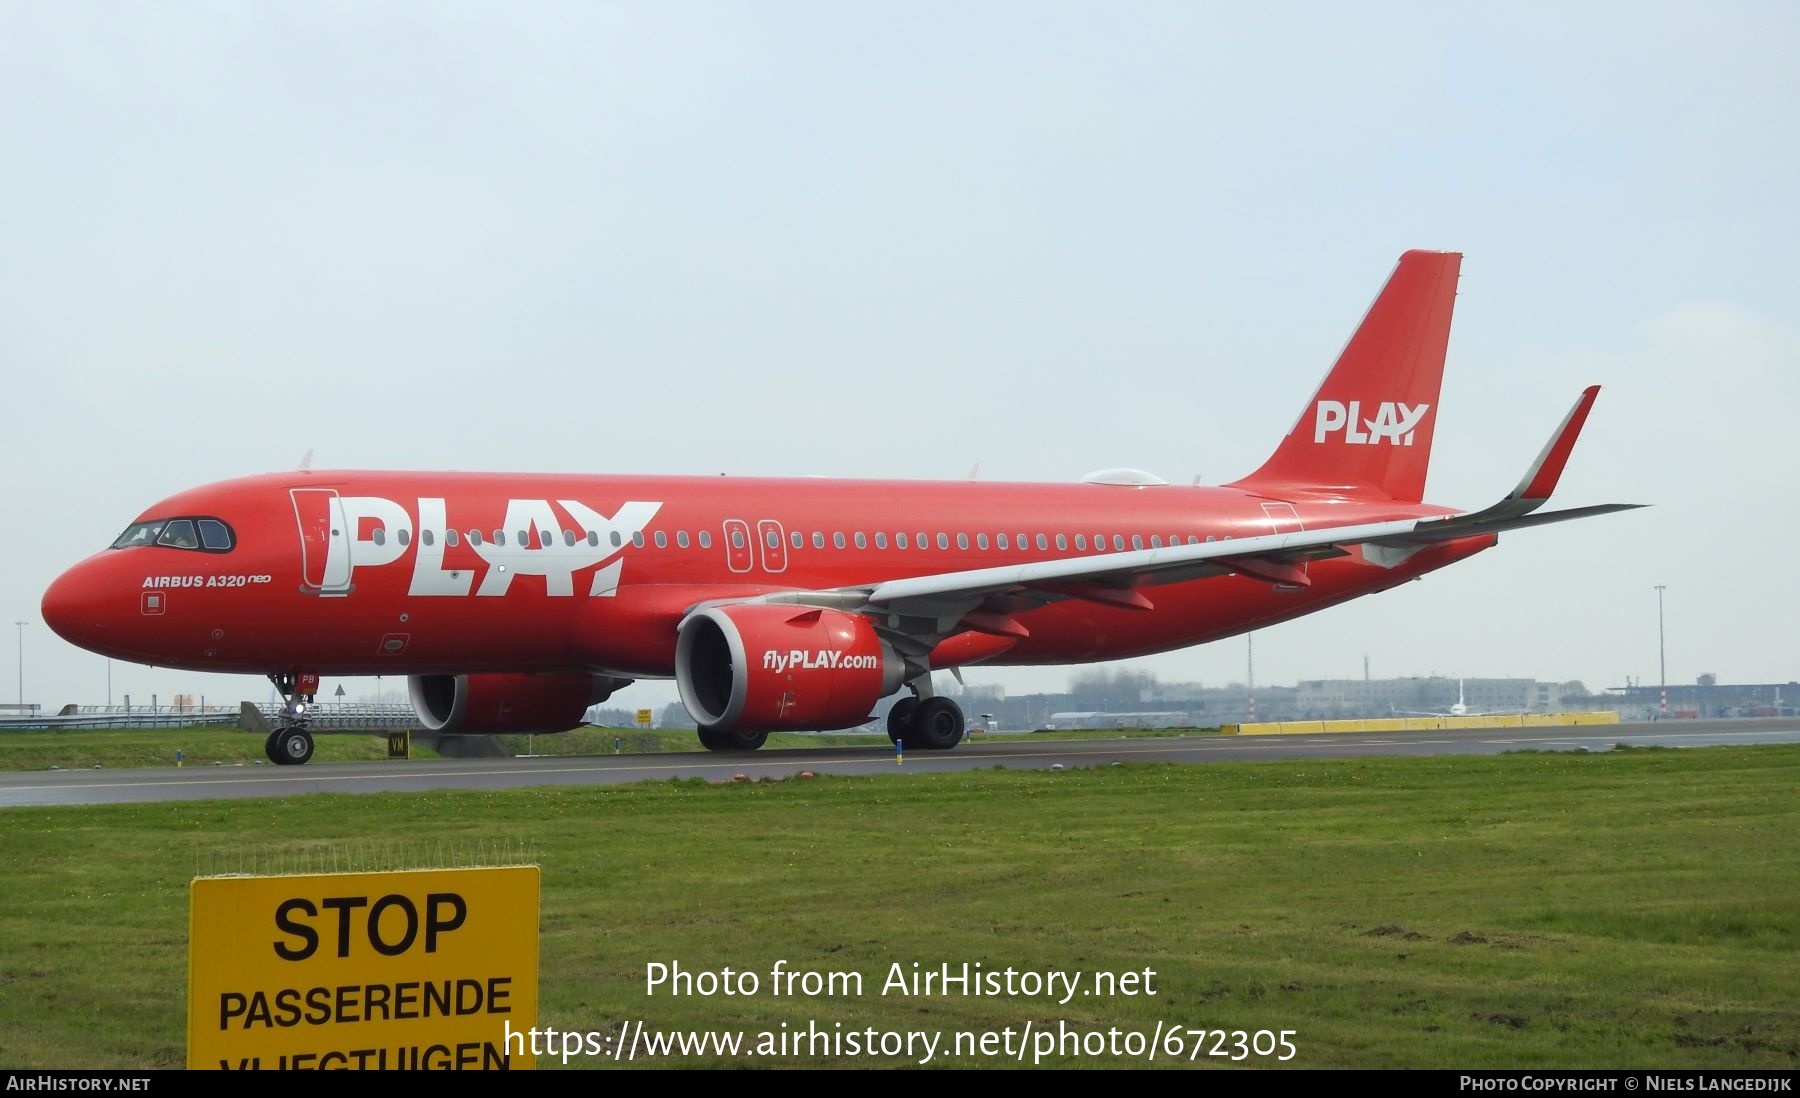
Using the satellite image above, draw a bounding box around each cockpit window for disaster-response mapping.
[197,519,233,550]
[111,521,167,549]
[157,520,199,548]
[111,516,235,553]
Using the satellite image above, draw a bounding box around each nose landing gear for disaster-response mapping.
[265,672,318,766]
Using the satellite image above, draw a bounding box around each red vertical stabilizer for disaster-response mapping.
[1229,250,1462,502]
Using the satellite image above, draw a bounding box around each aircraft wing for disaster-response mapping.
[737,386,1643,646]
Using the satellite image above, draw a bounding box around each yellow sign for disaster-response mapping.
[188,866,540,1070]
[386,730,410,759]
[636,708,653,728]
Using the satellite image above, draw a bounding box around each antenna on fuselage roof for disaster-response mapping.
[967,463,980,481]
[298,449,313,472]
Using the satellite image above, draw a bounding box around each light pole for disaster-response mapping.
[12,621,25,712]
[1654,585,1667,716]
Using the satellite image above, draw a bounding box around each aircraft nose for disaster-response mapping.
[41,560,108,652]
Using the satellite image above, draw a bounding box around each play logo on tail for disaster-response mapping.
[1313,400,1432,446]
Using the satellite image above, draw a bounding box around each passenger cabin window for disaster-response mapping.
[699,530,713,549]
[957,533,969,550]
[421,529,436,547]
[834,532,846,549]
[977,533,989,550]
[896,533,909,549]
[791,531,804,549]
[677,531,690,549]
[446,529,460,547]
[396,528,411,548]
[655,531,668,548]
[633,531,645,548]
[875,532,888,549]
[813,532,826,549]
[610,531,623,547]
[997,533,1009,550]
[1075,534,1086,550]
[469,530,483,546]
[372,528,387,547]
[586,531,599,547]
[493,530,506,546]
[855,532,867,549]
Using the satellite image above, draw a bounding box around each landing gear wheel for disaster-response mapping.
[912,697,965,750]
[886,697,919,745]
[263,730,283,764]
[270,726,315,766]
[698,727,768,752]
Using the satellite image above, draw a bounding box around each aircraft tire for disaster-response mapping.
[698,727,768,752]
[263,731,283,765]
[886,697,919,745]
[271,727,315,766]
[911,697,964,750]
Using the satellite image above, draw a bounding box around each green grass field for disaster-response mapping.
[2,744,1796,1069]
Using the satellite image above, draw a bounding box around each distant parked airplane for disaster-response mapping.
[41,251,1641,764]
[1395,680,1527,718]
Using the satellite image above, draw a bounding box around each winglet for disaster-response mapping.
[1388,385,1643,543]
[1507,385,1600,507]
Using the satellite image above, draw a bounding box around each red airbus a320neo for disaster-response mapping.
[41,251,1641,765]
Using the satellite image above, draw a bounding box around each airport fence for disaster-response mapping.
[0,703,424,733]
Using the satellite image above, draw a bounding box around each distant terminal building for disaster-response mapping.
[1046,711,1195,730]
[967,674,1800,731]
[1605,681,1799,719]
[1295,677,1546,716]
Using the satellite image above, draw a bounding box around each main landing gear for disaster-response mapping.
[886,678,965,751]
[265,672,317,766]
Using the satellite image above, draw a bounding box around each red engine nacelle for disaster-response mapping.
[407,672,619,734]
[675,604,902,732]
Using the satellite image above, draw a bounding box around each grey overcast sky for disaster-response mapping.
[2,1,1795,714]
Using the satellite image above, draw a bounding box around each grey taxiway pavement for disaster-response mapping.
[4,719,1797,808]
